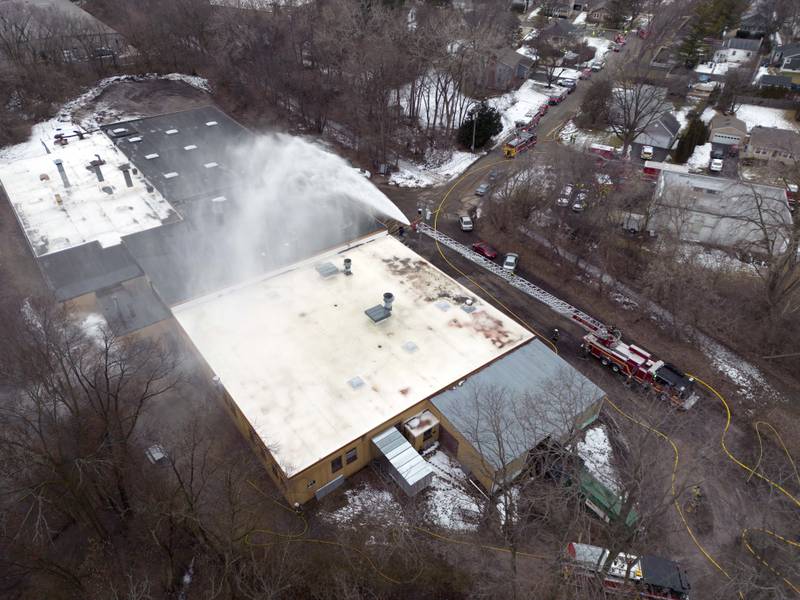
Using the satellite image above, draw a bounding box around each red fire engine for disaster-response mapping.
[574,316,699,410]
[503,131,537,158]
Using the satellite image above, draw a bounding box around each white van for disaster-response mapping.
[640,145,654,160]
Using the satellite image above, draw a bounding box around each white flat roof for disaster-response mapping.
[0,131,176,256]
[173,233,533,476]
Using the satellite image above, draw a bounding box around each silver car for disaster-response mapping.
[475,183,491,196]
[459,215,474,231]
[503,253,519,273]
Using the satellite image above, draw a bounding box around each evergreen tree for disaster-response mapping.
[458,103,502,150]
[674,116,709,164]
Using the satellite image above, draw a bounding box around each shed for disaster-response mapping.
[709,114,747,145]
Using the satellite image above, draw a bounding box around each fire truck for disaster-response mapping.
[565,542,691,600]
[575,317,699,410]
[503,131,537,158]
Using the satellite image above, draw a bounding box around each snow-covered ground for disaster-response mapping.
[577,425,619,493]
[559,120,614,147]
[699,106,717,124]
[487,80,550,143]
[389,150,481,188]
[424,448,482,531]
[584,37,613,60]
[734,104,800,133]
[322,485,405,527]
[573,11,587,25]
[695,61,732,76]
[686,142,712,172]
[0,73,211,163]
[700,337,781,405]
[673,104,716,133]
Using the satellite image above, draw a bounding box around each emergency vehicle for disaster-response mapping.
[503,131,537,158]
[565,542,691,599]
[577,321,699,410]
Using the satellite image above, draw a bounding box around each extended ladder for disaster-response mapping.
[415,223,607,334]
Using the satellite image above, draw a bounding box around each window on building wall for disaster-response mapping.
[331,456,343,472]
[307,480,316,488]
[423,428,435,441]
[346,448,358,464]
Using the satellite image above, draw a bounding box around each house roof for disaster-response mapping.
[653,171,793,248]
[634,113,681,148]
[722,37,761,51]
[784,57,800,70]
[588,0,608,11]
[499,48,534,69]
[430,338,606,471]
[749,126,800,154]
[660,113,682,137]
[710,114,747,134]
[759,74,792,87]
[173,233,535,477]
[777,43,800,58]
[95,277,171,336]
[542,19,577,38]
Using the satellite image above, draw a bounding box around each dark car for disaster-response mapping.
[472,241,498,259]
[711,149,725,160]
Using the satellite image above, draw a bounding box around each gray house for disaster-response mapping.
[634,113,682,150]
[771,43,800,74]
[651,171,792,251]
[743,126,800,166]
[490,49,536,90]
[709,114,747,146]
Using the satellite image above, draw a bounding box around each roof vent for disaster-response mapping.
[343,258,352,276]
[315,262,338,278]
[365,292,394,323]
[120,164,133,187]
[53,159,70,188]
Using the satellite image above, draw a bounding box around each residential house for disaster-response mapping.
[771,43,800,83]
[743,126,800,166]
[755,74,794,90]
[540,0,574,19]
[650,171,793,251]
[490,49,535,90]
[709,114,747,146]
[586,0,609,24]
[634,113,682,150]
[712,37,761,64]
[540,19,578,45]
[736,12,768,39]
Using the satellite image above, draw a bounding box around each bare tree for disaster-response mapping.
[607,69,670,155]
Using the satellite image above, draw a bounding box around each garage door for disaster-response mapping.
[711,132,741,145]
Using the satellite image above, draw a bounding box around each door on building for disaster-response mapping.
[439,425,459,454]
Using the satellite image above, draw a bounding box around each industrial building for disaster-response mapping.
[0,106,607,505]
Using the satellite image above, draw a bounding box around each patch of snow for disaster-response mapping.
[487,80,550,143]
[610,290,639,310]
[525,6,541,20]
[584,36,612,59]
[517,45,538,60]
[389,150,481,188]
[686,142,712,172]
[424,450,482,531]
[573,12,587,25]
[699,337,780,405]
[559,120,613,147]
[699,106,716,124]
[734,104,800,133]
[577,425,619,493]
[322,485,405,527]
[695,61,731,75]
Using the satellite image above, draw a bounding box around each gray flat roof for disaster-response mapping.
[38,242,142,302]
[431,339,606,471]
[95,277,171,336]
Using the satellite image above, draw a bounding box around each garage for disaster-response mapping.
[708,114,747,146]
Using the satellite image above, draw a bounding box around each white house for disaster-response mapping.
[713,38,761,64]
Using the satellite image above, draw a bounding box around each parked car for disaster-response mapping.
[502,253,519,273]
[475,183,491,196]
[640,145,654,160]
[571,191,588,213]
[472,241,498,259]
[709,158,724,172]
[558,78,577,91]
[557,184,574,207]
[590,60,605,71]
[459,215,474,231]
[711,148,725,160]
[488,168,499,182]
[614,34,627,45]
[579,68,592,80]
